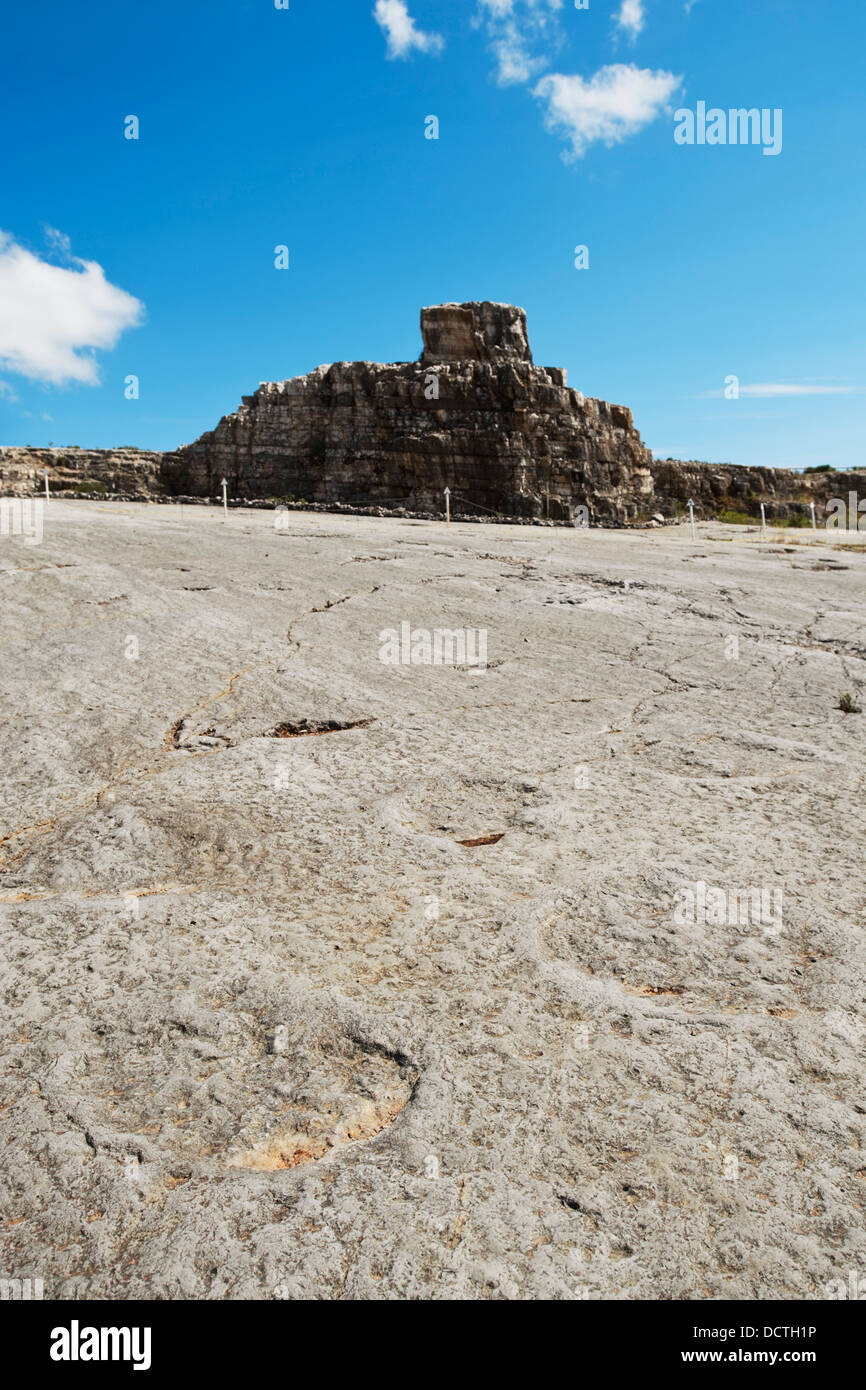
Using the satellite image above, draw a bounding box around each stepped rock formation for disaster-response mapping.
[2,303,862,522]
[162,301,655,523]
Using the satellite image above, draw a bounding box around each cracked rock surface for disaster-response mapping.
[1,501,864,1300]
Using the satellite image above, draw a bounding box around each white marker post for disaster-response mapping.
[221,477,228,520]
[810,501,817,530]
[687,497,696,541]
[444,486,451,527]
[760,502,767,536]
[43,469,50,506]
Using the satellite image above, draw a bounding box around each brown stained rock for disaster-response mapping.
[229,1092,414,1172]
[420,301,533,365]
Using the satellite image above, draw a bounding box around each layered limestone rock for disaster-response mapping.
[649,459,866,524]
[162,301,656,523]
[0,446,162,498]
[2,305,862,523]
[419,301,533,365]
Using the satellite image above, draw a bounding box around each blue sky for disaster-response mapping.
[0,0,863,470]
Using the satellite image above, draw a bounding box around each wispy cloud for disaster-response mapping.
[0,230,144,387]
[373,0,444,59]
[615,1,646,42]
[0,379,19,403]
[44,225,73,256]
[534,63,681,159]
[476,0,565,86]
[702,383,862,399]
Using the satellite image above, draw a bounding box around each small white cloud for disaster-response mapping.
[0,230,144,387]
[533,63,681,159]
[0,379,19,403]
[615,0,645,41]
[373,0,443,59]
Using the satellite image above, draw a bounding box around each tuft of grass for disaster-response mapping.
[718,510,758,526]
[838,692,862,714]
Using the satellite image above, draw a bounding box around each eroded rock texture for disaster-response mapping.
[419,301,533,365]
[650,459,866,524]
[0,446,163,499]
[2,304,863,524]
[2,502,865,1299]
[162,301,656,523]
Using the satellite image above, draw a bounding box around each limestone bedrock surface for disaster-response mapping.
[1,501,864,1300]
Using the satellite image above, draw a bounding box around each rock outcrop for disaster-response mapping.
[0,446,163,499]
[162,300,655,523]
[419,301,533,366]
[2,303,862,523]
[649,459,866,525]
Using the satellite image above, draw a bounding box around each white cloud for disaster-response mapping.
[615,1,646,41]
[0,231,143,387]
[373,0,443,59]
[490,23,540,84]
[0,379,19,403]
[476,0,564,86]
[375,2,673,161]
[533,63,681,159]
